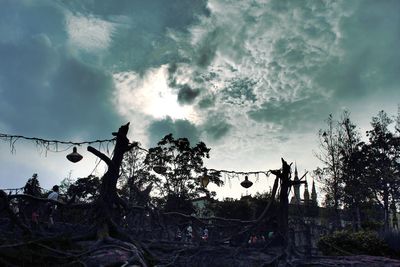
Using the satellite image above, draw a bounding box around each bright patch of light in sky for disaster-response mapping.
[113,65,198,121]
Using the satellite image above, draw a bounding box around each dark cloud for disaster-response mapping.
[247,97,331,131]
[47,56,123,137]
[202,117,232,141]
[198,95,216,109]
[220,78,257,105]
[275,135,289,143]
[0,34,122,138]
[147,117,201,146]
[177,85,201,105]
[0,1,123,139]
[314,0,400,100]
[195,28,221,68]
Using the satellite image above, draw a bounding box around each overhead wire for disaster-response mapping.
[0,132,304,185]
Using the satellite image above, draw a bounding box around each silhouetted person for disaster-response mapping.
[186,222,193,242]
[47,185,59,226]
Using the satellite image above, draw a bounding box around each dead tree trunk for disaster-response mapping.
[87,123,135,239]
[270,158,305,248]
[270,158,291,247]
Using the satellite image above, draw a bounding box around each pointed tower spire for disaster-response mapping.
[311,179,317,206]
[303,177,310,204]
[293,163,300,204]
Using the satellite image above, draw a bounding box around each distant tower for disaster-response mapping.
[292,163,301,204]
[311,179,318,206]
[303,178,310,205]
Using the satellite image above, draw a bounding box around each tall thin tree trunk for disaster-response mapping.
[334,191,341,230]
[278,177,290,247]
[384,191,390,231]
[356,204,362,231]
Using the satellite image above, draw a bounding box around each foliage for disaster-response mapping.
[66,175,100,202]
[59,171,74,195]
[144,134,223,206]
[252,192,274,218]
[23,175,42,197]
[381,231,400,254]
[363,111,400,230]
[163,193,195,214]
[361,220,384,231]
[205,192,275,221]
[119,144,160,204]
[314,113,346,228]
[209,197,253,220]
[339,113,366,204]
[315,109,400,231]
[318,230,392,257]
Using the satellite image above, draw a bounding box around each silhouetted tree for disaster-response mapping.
[253,192,274,218]
[144,134,222,213]
[210,192,274,220]
[363,111,400,231]
[66,175,101,202]
[59,171,74,195]
[316,109,400,232]
[315,114,344,229]
[210,197,253,220]
[119,144,159,206]
[338,111,368,231]
[23,173,42,197]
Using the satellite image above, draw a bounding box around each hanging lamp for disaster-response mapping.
[153,165,167,174]
[199,172,210,188]
[153,158,167,174]
[240,175,253,188]
[66,146,83,163]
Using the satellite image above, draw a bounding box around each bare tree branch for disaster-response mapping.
[87,146,116,171]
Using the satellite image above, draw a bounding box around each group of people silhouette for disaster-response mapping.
[21,173,60,227]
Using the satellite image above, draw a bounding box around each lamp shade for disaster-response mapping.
[153,165,167,174]
[240,175,253,189]
[66,147,83,163]
[199,174,210,188]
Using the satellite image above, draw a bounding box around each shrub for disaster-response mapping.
[381,231,400,254]
[318,230,392,256]
[362,220,384,231]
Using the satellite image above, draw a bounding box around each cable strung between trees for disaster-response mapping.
[0,132,274,179]
[0,133,116,154]
[208,168,270,177]
[0,133,116,146]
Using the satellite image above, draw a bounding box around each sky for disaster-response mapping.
[0,0,400,200]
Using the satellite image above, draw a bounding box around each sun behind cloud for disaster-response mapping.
[113,65,198,122]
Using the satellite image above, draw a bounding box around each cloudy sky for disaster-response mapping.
[1,0,399,199]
